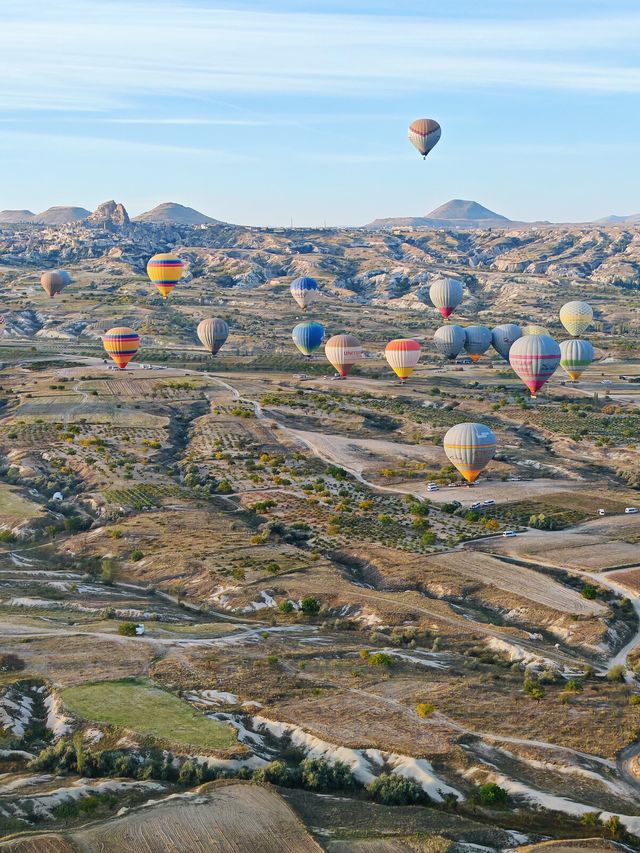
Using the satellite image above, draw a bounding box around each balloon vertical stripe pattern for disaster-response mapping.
[292,321,324,356]
[290,277,319,311]
[491,324,522,360]
[385,339,421,380]
[429,278,463,319]
[408,119,441,158]
[325,334,362,378]
[197,318,229,355]
[103,327,140,370]
[147,253,184,298]
[443,423,496,484]
[433,325,465,360]
[560,339,594,381]
[509,334,561,396]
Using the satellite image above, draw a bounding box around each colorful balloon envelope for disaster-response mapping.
[290,276,319,311]
[522,324,549,337]
[464,326,492,362]
[443,422,496,484]
[408,118,441,158]
[433,325,465,360]
[197,318,229,355]
[147,253,184,298]
[491,324,522,361]
[40,271,64,298]
[385,339,421,381]
[292,321,325,356]
[560,301,593,338]
[325,334,362,378]
[509,334,560,397]
[103,327,141,370]
[560,338,594,381]
[429,278,463,319]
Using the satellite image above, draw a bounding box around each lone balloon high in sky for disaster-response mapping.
[559,301,593,338]
[443,423,496,485]
[197,318,229,355]
[147,253,184,298]
[290,276,319,311]
[325,334,362,379]
[103,327,140,370]
[509,334,561,397]
[384,339,421,382]
[429,278,463,319]
[292,321,325,357]
[408,118,441,158]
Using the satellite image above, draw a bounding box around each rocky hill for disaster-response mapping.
[35,206,91,225]
[0,210,36,223]
[133,202,222,225]
[365,198,517,229]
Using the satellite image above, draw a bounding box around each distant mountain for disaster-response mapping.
[365,198,513,229]
[35,206,91,225]
[133,202,222,225]
[0,210,35,223]
[595,213,640,224]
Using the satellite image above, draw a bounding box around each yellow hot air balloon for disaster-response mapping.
[147,253,184,298]
[102,327,140,370]
[384,339,421,382]
[443,423,496,484]
[559,301,593,338]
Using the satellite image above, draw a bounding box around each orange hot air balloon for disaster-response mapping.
[385,339,421,382]
[147,253,184,298]
[40,271,64,298]
[103,327,140,370]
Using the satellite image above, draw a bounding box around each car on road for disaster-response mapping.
[598,508,606,516]
[625,507,639,514]
[601,379,612,385]
[470,501,481,510]
[427,483,439,492]
[502,530,518,537]
[483,499,496,506]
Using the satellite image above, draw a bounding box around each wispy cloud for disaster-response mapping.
[0,1,638,113]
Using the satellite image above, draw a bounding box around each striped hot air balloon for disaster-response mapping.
[408,118,441,159]
[103,327,140,370]
[509,334,561,397]
[197,318,229,355]
[560,339,594,381]
[433,325,466,360]
[40,271,64,298]
[147,253,184,298]
[325,334,362,379]
[443,423,496,484]
[491,324,522,361]
[522,324,549,337]
[292,321,324,357]
[464,326,492,363]
[429,278,463,319]
[290,276,319,311]
[385,339,421,382]
[560,301,593,338]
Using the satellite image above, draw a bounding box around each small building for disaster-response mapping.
[52,492,64,502]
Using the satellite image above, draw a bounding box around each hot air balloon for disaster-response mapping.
[292,321,325,357]
[522,324,549,337]
[560,301,593,338]
[491,324,522,361]
[197,318,229,355]
[290,277,319,311]
[509,334,560,397]
[103,327,140,370]
[385,339,421,383]
[464,326,492,363]
[443,423,496,485]
[560,339,594,381]
[433,325,465,360]
[429,278,463,319]
[53,269,71,289]
[147,253,184,298]
[325,334,362,379]
[40,271,64,298]
[408,118,441,159]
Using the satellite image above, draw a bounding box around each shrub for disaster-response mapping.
[0,653,25,672]
[416,703,436,718]
[117,621,138,637]
[366,773,428,806]
[130,549,144,562]
[581,584,598,600]
[301,596,321,615]
[368,652,394,669]
[478,782,508,806]
[279,599,294,614]
[607,664,626,682]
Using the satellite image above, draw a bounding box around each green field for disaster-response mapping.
[0,484,42,523]
[61,679,238,750]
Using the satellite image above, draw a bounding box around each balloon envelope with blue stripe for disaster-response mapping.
[292,321,325,356]
[290,276,319,310]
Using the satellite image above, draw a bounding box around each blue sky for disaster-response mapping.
[0,0,638,225]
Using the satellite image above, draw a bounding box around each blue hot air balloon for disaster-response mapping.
[290,276,319,310]
[292,321,325,356]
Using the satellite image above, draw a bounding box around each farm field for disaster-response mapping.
[60,679,238,750]
[0,485,42,524]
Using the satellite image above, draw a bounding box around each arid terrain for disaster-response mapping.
[1,209,640,850]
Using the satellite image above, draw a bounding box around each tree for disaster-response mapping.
[278,599,294,614]
[301,596,321,615]
[478,782,508,806]
[118,621,138,637]
[366,773,428,806]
